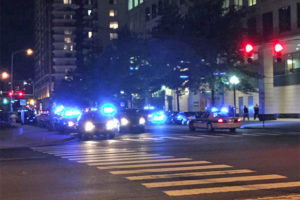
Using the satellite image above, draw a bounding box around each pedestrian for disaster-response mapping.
[243,105,249,121]
[254,104,259,120]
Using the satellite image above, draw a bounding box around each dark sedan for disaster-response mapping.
[119,109,146,133]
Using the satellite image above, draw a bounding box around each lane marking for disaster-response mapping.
[126,169,255,181]
[236,194,300,200]
[96,158,192,166]
[67,154,159,161]
[87,156,174,165]
[98,161,211,169]
[49,150,133,155]
[181,136,203,139]
[164,181,300,196]
[109,164,231,175]
[60,152,145,158]
[143,174,286,188]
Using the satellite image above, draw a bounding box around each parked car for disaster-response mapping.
[174,112,199,125]
[189,111,242,132]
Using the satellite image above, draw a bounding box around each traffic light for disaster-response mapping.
[2,98,9,105]
[8,90,13,97]
[244,43,254,63]
[18,91,24,98]
[274,42,284,63]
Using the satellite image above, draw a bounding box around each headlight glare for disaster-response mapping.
[139,117,146,125]
[121,118,129,126]
[106,119,118,130]
[84,121,95,132]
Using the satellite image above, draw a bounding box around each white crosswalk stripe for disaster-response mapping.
[32,143,299,199]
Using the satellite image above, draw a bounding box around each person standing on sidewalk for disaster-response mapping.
[243,106,249,121]
[254,104,259,120]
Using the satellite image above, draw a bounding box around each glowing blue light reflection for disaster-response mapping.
[211,107,218,113]
[220,107,229,113]
[151,111,166,124]
[144,106,155,110]
[101,104,117,116]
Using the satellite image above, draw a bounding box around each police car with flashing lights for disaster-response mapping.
[49,106,82,132]
[78,105,120,140]
[188,108,242,132]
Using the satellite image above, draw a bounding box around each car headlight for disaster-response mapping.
[84,121,95,132]
[68,121,75,127]
[121,118,129,126]
[139,117,146,125]
[106,119,119,130]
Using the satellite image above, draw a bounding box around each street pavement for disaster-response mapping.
[0,124,76,149]
[0,125,300,200]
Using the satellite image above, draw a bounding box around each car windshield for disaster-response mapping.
[82,112,108,121]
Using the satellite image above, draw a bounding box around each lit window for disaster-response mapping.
[64,30,72,35]
[63,0,72,4]
[109,10,116,17]
[64,44,68,50]
[140,0,143,3]
[110,33,118,40]
[234,0,243,7]
[88,10,92,16]
[109,22,119,29]
[88,31,93,38]
[248,0,256,6]
[134,0,138,7]
[128,0,133,10]
[223,0,230,9]
[65,37,71,43]
[70,45,73,51]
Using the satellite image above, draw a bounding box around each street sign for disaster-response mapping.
[20,99,26,106]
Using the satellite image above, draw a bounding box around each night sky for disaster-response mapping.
[0,0,34,80]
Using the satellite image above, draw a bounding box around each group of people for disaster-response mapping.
[243,104,259,121]
[228,104,259,121]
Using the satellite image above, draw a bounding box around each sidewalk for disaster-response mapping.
[0,124,77,149]
[241,118,300,132]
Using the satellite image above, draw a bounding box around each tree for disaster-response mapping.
[154,0,257,106]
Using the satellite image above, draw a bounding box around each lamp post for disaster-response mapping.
[10,49,34,113]
[229,75,240,117]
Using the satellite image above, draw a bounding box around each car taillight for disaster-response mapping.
[218,118,224,123]
[237,118,241,122]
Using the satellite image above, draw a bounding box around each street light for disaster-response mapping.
[1,72,9,80]
[229,75,240,117]
[10,48,34,113]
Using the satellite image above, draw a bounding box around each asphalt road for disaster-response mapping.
[1,125,300,200]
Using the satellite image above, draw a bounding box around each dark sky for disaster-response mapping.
[0,0,34,80]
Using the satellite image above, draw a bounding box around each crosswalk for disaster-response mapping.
[32,145,300,199]
[116,132,284,142]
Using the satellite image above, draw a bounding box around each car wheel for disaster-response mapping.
[230,128,236,132]
[107,132,116,139]
[189,122,196,132]
[207,123,214,132]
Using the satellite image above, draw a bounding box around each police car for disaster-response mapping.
[188,108,242,132]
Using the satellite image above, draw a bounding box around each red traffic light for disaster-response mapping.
[274,42,284,53]
[8,90,14,97]
[245,43,254,54]
[18,91,24,97]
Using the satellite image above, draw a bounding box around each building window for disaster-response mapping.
[65,37,71,43]
[63,0,72,4]
[152,4,157,19]
[158,0,163,15]
[64,30,72,35]
[145,7,150,21]
[88,31,93,38]
[109,0,117,5]
[110,33,118,40]
[234,0,243,8]
[298,3,300,28]
[262,12,273,37]
[109,21,119,29]
[128,0,133,10]
[248,0,256,6]
[140,0,144,3]
[279,6,291,32]
[134,0,138,7]
[247,17,257,37]
[88,10,92,16]
[109,10,116,17]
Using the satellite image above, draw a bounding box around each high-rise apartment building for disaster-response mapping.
[34,0,98,107]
